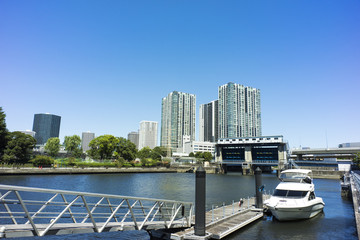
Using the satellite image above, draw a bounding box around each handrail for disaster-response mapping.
[0,184,193,237]
[0,184,191,205]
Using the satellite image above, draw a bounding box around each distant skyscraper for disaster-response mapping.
[32,113,61,145]
[82,132,95,152]
[128,131,139,149]
[138,121,158,150]
[161,91,196,151]
[199,100,218,142]
[218,82,261,138]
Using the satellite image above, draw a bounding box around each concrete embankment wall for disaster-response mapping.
[311,170,344,179]
[0,166,218,176]
[0,167,177,175]
[0,167,341,178]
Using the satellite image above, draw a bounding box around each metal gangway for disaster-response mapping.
[0,184,193,238]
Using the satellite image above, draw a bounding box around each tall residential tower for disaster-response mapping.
[199,100,218,142]
[161,91,196,152]
[138,121,158,149]
[218,82,261,138]
[82,132,95,152]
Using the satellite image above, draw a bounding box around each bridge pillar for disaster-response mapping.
[195,166,206,236]
[255,167,263,208]
[278,144,286,171]
[245,146,252,164]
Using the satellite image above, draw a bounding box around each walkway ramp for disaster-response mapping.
[0,184,193,238]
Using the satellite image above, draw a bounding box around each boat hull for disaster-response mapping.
[267,201,324,221]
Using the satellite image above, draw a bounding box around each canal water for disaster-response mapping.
[0,172,357,239]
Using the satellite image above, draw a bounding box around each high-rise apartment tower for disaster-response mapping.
[199,100,218,142]
[138,121,158,150]
[32,113,61,145]
[82,132,95,152]
[161,91,196,152]
[218,82,261,138]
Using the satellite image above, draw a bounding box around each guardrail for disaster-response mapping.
[0,184,193,237]
[352,172,360,195]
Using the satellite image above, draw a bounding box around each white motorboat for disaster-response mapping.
[264,169,325,221]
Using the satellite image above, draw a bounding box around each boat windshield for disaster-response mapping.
[279,172,311,183]
[274,189,308,198]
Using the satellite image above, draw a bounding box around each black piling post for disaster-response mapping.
[255,167,263,208]
[195,166,206,236]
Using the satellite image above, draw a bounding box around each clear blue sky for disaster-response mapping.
[1,0,359,149]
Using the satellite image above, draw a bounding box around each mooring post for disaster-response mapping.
[255,167,263,208]
[195,166,206,236]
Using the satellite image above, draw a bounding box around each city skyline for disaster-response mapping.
[1,1,359,149]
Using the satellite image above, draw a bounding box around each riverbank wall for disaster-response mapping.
[0,166,219,175]
[0,167,341,178]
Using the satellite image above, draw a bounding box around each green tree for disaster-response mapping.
[0,107,9,160]
[137,147,152,160]
[354,153,360,168]
[189,152,195,157]
[3,131,36,164]
[195,152,203,159]
[45,137,60,157]
[203,152,213,162]
[31,155,54,167]
[64,135,82,158]
[87,135,119,160]
[116,137,137,160]
[151,146,167,161]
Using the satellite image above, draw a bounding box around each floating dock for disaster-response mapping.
[171,197,265,240]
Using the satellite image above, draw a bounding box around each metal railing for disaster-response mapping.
[0,184,193,237]
[352,172,360,192]
[207,194,271,224]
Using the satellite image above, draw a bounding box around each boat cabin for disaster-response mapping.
[279,169,312,183]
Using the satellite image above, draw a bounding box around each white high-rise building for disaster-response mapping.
[82,132,95,152]
[161,91,196,152]
[218,82,261,138]
[138,121,158,150]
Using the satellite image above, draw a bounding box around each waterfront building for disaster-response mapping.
[19,130,36,138]
[199,100,218,142]
[161,91,196,152]
[82,132,95,152]
[127,131,139,149]
[183,140,216,156]
[218,82,261,138]
[138,121,158,150]
[32,113,61,145]
[216,135,287,172]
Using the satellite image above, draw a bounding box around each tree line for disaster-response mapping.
[0,107,213,167]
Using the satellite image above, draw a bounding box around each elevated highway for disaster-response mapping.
[291,147,360,160]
